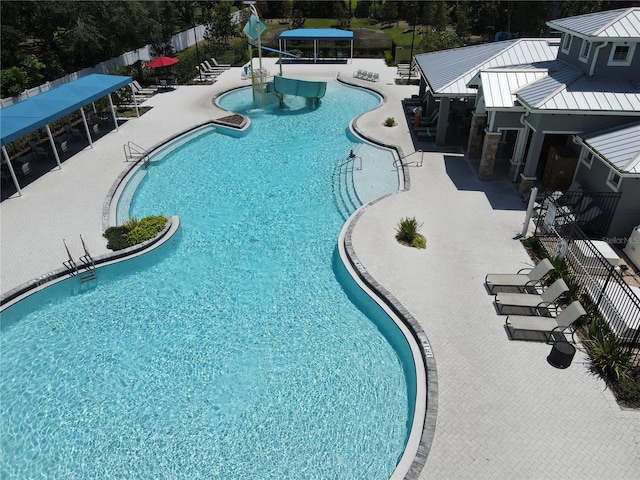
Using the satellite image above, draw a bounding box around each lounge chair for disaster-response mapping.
[353,69,364,78]
[158,79,174,91]
[495,278,569,314]
[132,80,155,96]
[505,300,587,342]
[210,57,231,69]
[204,61,227,73]
[485,258,554,294]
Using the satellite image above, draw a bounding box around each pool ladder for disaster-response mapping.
[63,235,97,283]
[123,141,150,167]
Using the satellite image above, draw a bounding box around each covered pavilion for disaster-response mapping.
[279,28,353,63]
[0,74,132,196]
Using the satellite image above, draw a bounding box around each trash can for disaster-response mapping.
[547,342,576,369]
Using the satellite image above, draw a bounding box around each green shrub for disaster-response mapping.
[581,314,631,383]
[125,216,168,245]
[396,216,422,243]
[103,226,131,251]
[412,235,427,249]
[614,366,640,407]
[384,117,395,126]
[103,215,167,251]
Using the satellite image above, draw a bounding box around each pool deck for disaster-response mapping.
[2,59,639,479]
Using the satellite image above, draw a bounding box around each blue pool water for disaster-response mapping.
[1,82,412,479]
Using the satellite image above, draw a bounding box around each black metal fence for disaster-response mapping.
[534,219,640,364]
[533,189,622,239]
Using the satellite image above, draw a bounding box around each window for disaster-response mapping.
[579,40,591,62]
[606,170,622,191]
[561,34,573,53]
[608,43,635,66]
[581,150,594,169]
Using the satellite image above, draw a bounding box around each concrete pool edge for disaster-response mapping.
[0,216,181,311]
[339,199,438,480]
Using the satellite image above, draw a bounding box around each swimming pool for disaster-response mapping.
[1,82,416,478]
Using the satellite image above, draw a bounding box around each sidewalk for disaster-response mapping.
[2,59,639,479]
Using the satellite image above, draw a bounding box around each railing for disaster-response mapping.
[533,189,622,239]
[123,141,150,166]
[331,150,363,220]
[62,239,78,276]
[535,222,640,363]
[393,149,423,168]
[62,236,97,283]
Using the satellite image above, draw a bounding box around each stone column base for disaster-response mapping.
[479,131,501,180]
[518,175,537,196]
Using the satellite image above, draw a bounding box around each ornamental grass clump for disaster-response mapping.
[395,217,426,249]
[104,215,167,251]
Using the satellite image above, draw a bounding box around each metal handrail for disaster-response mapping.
[393,149,423,168]
[62,239,78,276]
[123,141,150,165]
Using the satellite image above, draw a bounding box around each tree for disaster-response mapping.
[420,29,464,53]
[354,0,372,19]
[205,0,237,45]
[455,1,472,38]
[291,8,306,29]
[0,67,27,98]
[433,0,450,32]
[380,0,398,24]
[333,2,351,30]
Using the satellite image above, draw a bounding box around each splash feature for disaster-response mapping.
[273,75,327,100]
[242,5,326,105]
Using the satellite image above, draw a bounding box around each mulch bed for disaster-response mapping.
[214,114,247,128]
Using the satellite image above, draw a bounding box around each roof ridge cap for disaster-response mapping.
[526,62,583,109]
[436,39,521,92]
[593,7,635,36]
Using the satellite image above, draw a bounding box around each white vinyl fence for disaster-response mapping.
[1,25,207,109]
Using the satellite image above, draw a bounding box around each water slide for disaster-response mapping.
[272,75,327,99]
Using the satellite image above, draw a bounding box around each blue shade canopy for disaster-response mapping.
[1,74,131,146]
[279,29,353,41]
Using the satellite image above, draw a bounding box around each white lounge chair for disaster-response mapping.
[505,300,587,342]
[353,69,364,78]
[485,258,554,294]
[132,80,155,96]
[210,57,231,69]
[495,278,569,314]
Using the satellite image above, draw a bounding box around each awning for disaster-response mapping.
[1,74,132,146]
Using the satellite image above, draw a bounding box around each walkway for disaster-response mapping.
[1,59,639,479]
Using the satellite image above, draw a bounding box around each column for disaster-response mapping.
[518,130,545,195]
[466,113,487,159]
[509,125,529,182]
[478,130,501,180]
[435,97,450,146]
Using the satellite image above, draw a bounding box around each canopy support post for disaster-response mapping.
[2,145,22,196]
[107,94,119,131]
[79,108,93,148]
[45,124,62,168]
[129,84,140,118]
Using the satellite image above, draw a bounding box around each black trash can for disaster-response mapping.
[547,342,576,369]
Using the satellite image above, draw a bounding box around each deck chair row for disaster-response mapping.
[352,70,379,82]
[485,258,587,341]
